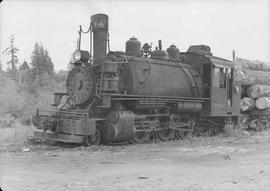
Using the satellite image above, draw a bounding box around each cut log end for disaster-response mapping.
[241,97,255,111]
[256,97,270,110]
[247,85,270,99]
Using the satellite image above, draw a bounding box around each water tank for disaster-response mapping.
[167,44,180,60]
[125,37,141,57]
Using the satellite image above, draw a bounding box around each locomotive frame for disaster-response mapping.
[32,14,242,146]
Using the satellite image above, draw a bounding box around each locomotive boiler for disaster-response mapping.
[32,13,241,145]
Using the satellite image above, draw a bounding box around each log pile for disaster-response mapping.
[237,58,270,111]
[235,57,270,72]
[240,97,255,111]
[241,70,270,86]
[255,97,270,110]
[247,85,270,99]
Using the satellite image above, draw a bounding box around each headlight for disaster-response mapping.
[73,50,82,61]
[72,49,90,63]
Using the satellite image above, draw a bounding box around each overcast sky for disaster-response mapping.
[0,0,269,71]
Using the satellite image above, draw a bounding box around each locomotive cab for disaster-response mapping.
[205,56,241,116]
[185,45,241,117]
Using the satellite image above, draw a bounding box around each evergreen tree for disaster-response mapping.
[2,35,19,78]
[30,42,54,81]
[19,60,30,71]
[19,60,31,86]
[0,59,2,72]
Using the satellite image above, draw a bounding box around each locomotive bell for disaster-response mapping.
[167,44,180,61]
[150,40,169,61]
[125,36,142,57]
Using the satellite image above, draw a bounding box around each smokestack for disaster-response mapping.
[91,14,109,65]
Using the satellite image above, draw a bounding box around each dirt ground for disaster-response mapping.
[1,126,270,191]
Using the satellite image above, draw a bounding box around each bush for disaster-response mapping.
[0,70,66,121]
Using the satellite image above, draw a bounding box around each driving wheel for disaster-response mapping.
[83,128,101,146]
[130,132,151,144]
[157,129,174,141]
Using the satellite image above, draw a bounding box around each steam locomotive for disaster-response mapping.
[32,14,242,146]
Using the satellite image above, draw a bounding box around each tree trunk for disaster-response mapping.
[255,97,270,110]
[240,97,255,111]
[247,85,270,99]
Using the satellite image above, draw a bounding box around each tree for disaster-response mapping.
[19,60,30,71]
[18,60,31,86]
[0,59,2,72]
[2,35,19,74]
[30,42,54,81]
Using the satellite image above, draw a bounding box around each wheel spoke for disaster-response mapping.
[131,132,150,144]
[176,130,185,139]
[174,130,181,139]
[157,129,174,141]
[84,128,101,146]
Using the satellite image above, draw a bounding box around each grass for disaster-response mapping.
[0,123,35,145]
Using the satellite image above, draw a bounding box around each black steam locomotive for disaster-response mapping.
[32,14,242,145]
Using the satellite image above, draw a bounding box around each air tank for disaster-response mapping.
[125,37,142,57]
[91,14,109,65]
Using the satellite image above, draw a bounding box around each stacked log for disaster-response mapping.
[240,97,255,111]
[235,57,270,72]
[246,85,270,99]
[241,70,270,86]
[256,97,270,110]
[241,85,270,111]
[238,58,270,111]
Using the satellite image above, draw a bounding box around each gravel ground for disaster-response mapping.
[1,128,270,191]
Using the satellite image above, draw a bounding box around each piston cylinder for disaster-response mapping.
[102,111,136,142]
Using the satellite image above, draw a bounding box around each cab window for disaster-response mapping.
[219,68,226,88]
[212,67,226,88]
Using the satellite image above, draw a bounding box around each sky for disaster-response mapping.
[0,0,269,71]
